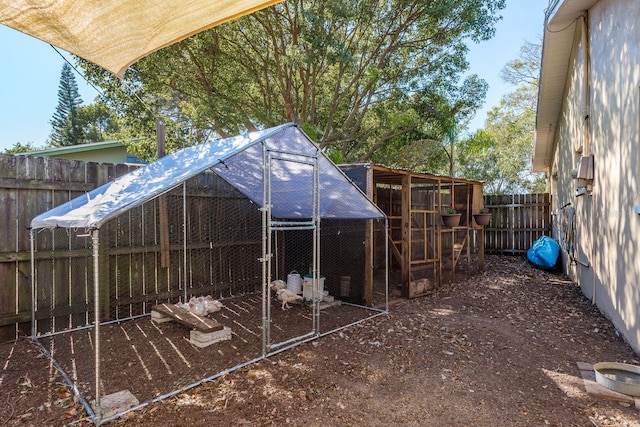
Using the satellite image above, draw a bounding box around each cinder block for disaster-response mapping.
[190,326,232,348]
[150,310,172,324]
[95,389,139,419]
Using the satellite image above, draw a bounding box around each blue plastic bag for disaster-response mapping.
[527,235,560,269]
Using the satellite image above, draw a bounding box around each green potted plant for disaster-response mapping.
[473,207,491,226]
[441,205,461,227]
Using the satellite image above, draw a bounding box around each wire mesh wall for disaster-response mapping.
[30,169,387,423]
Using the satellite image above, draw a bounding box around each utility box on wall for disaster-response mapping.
[575,154,594,180]
[573,154,594,197]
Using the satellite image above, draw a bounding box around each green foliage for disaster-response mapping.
[458,95,537,194]
[76,101,117,143]
[78,0,505,161]
[4,142,40,154]
[324,148,344,165]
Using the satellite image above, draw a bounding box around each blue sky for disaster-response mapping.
[0,1,547,152]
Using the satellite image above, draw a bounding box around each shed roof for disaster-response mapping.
[31,123,385,230]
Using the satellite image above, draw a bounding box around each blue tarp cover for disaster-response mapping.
[31,123,385,230]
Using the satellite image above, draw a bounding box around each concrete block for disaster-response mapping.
[151,309,168,319]
[583,379,635,403]
[150,310,172,324]
[190,326,231,348]
[96,389,139,419]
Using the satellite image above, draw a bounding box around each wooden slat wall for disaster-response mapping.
[482,193,551,254]
[0,154,265,338]
[0,154,130,339]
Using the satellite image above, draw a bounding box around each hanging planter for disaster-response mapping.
[442,206,461,227]
[473,208,491,226]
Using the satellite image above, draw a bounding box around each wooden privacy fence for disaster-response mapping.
[0,154,137,339]
[482,193,551,254]
[0,151,551,340]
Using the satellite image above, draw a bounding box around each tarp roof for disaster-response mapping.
[31,123,385,230]
[0,0,282,78]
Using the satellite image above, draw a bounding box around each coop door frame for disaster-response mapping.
[262,144,321,354]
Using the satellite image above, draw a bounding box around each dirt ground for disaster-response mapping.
[1,255,639,427]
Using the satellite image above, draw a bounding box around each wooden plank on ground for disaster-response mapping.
[152,303,223,333]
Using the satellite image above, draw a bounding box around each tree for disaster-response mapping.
[76,100,126,143]
[458,88,537,193]
[457,40,545,194]
[364,74,488,175]
[49,63,85,146]
[500,40,541,89]
[80,0,505,160]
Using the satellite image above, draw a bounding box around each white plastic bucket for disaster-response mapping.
[303,274,325,300]
[286,271,302,294]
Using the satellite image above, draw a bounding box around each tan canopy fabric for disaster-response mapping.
[0,0,282,78]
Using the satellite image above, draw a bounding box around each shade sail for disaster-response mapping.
[30,123,385,230]
[0,0,282,77]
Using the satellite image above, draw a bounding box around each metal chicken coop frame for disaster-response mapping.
[29,123,388,424]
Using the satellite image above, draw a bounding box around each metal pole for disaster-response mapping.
[312,150,320,335]
[261,144,272,356]
[183,182,188,302]
[30,229,36,337]
[385,217,389,312]
[92,229,102,422]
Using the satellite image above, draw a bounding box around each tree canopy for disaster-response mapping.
[80,0,505,162]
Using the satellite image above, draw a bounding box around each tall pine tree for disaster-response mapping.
[49,63,84,147]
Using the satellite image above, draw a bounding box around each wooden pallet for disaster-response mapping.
[151,303,223,333]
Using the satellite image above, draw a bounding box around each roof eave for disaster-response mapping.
[533,0,599,173]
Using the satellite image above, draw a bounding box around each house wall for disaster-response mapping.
[550,0,640,353]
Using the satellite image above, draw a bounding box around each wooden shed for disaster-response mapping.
[341,164,486,298]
